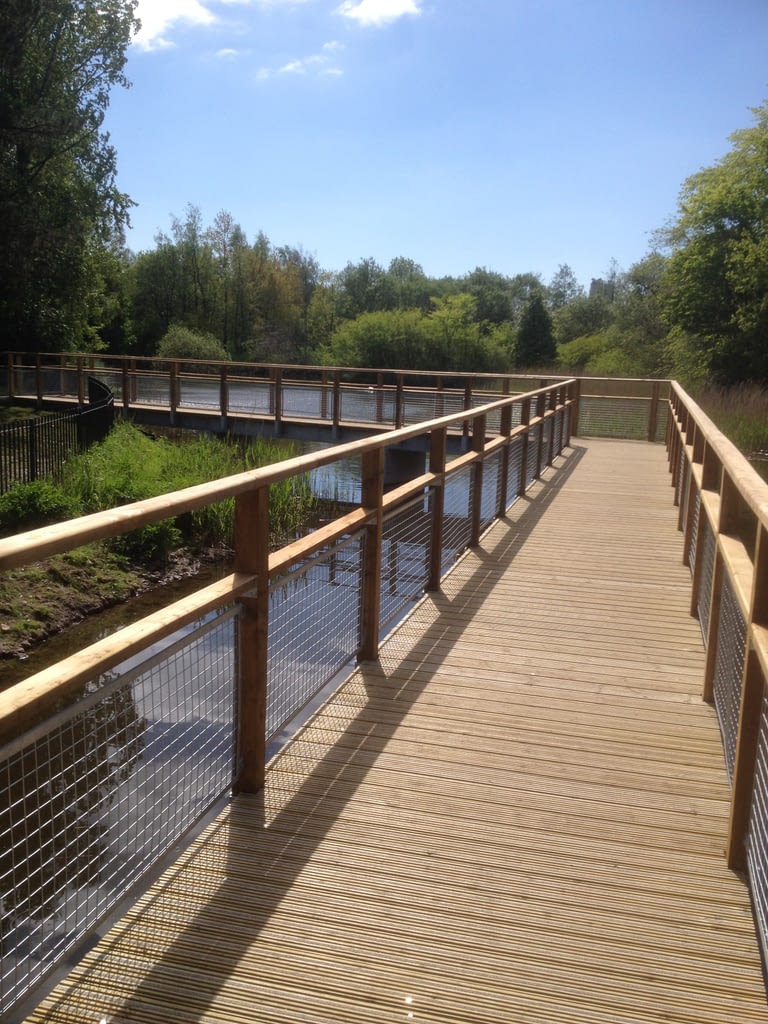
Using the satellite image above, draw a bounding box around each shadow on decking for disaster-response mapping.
[38,443,588,1022]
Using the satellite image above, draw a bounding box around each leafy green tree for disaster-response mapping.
[0,0,139,352]
[156,324,230,368]
[516,291,556,368]
[552,294,614,345]
[463,267,513,325]
[548,264,584,310]
[336,258,393,318]
[659,100,768,383]
[386,257,432,311]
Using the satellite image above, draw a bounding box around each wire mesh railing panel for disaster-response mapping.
[679,462,691,535]
[688,491,701,578]
[505,437,524,510]
[654,400,669,442]
[441,466,473,577]
[674,445,686,507]
[578,396,654,440]
[403,390,466,428]
[379,495,432,633]
[225,379,272,415]
[281,384,326,420]
[541,417,552,465]
[696,514,716,642]
[526,423,542,488]
[479,450,502,534]
[267,534,364,741]
[132,372,172,407]
[746,687,768,969]
[712,574,747,780]
[339,386,395,426]
[0,611,238,1017]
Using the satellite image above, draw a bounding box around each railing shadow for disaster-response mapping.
[32,444,587,1022]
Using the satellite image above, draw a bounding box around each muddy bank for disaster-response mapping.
[0,548,233,690]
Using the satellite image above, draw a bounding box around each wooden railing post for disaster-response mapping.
[376,373,385,423]
[534,391,546,479]
[519,398,531,496]
[359,448,385,661]
[395,374,404,429]
[428,426,447,591]
[7,352,15,400]
[470,413,486,546]
[233,485,270,794]
[546,387,557,467]
[498,401,513,518]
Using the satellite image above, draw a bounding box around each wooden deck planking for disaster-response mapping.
[25,437,768,1024]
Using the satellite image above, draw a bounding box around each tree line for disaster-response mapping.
[1,3,766,387]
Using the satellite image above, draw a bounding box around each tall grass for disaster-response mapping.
[694,384,768,457]
[58,422,316,560]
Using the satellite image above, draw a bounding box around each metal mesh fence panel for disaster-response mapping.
[505,437,524,510]
[746,686,768,969]
[339,386,396,426]
[526,423,541,488]
[578,396,654,440]
[679,463,692,541]
[712,574,747,781]
[441,465,473,577]
[688,491,701,578]
[479,450,502,535]
[696,515,716,643]
[267,534,363,742]
[379,495,432,633]
[226,380,272,415]
[654,401,669,442]
[0,611,237,1017]
[674,446,686,508]
[541,417,552,466]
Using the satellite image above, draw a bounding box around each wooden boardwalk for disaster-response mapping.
[25,438,768,1024]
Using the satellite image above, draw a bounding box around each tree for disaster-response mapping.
[659,100,768,384]
[516,291,556,368]
[0,1,140,352]
[547,264,584,310]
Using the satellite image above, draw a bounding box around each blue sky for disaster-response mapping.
[106,0,768,290]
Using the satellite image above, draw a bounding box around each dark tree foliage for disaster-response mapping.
[516,291,556,368]
[0,0,139,352]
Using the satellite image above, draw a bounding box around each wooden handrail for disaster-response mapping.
[666,382,768,872]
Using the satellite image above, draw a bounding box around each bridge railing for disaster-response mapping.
[0,379,575,1017]
[4,352,669,443]
[667,383,768,964]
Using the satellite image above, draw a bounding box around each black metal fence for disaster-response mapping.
[0,379,114,493]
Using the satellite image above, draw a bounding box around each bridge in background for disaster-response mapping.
[1,359,767,1022]
[4,351,667,448]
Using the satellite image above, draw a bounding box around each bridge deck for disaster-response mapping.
[24,438,768,1024]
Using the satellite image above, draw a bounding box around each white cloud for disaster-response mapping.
[134,0,216,51]
[276,52,343,76]
[216,47,241,58]
[337,0,421,27]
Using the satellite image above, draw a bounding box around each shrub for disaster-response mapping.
[0,480,81,536]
